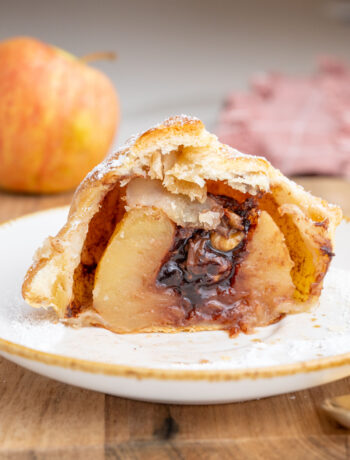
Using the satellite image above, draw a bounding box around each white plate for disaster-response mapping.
[0,208,350,404]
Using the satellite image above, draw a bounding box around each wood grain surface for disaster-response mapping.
[0,177,349,460]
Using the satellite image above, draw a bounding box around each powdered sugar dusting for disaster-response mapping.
[85,152,129,183]
[83,115,202,184]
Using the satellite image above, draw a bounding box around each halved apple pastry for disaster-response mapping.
[22,116,342,335]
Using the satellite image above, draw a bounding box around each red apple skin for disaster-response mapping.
[0,37,119,193]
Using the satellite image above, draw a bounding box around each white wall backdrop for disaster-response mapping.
[1,0,349,146]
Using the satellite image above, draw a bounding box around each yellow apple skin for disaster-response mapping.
[0,37,119,193]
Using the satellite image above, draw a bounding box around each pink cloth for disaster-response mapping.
[216,57,350,177]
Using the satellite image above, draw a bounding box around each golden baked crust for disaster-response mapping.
[22,115,342,332]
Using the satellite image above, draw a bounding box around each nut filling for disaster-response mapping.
[157,195,260,330]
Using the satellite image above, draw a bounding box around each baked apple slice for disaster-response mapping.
[93,207,178,332]
[232,210,295,331]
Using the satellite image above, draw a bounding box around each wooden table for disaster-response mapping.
[0,177,349,460]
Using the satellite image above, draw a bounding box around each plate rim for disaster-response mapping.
[1,207,350,382]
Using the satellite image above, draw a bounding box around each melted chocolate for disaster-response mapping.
[156,195,259,320]
[320,245,335,257]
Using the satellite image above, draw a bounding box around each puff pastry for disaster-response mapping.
[22,115,342,335]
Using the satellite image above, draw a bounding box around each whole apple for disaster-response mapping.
[0,37,119,193]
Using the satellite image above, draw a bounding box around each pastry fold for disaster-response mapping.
[22,115,342,335]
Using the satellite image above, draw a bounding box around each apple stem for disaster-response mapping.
[80,51,117,64]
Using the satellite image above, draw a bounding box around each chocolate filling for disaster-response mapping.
[156,195,259,322]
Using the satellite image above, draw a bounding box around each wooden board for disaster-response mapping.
[0,178,349,460]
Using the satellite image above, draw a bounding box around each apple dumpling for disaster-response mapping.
[22,115,342,335]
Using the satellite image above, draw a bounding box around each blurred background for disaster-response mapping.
[1,0,349,144]
[0,0,350,209]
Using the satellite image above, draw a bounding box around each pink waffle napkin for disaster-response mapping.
[216,57,350,177]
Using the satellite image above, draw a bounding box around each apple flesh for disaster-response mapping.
[234,210,295,320]
[93,207,178,332]
[0,37,119,193]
